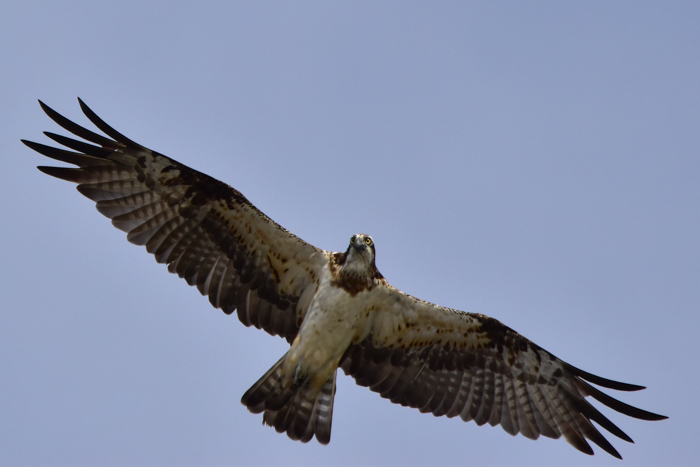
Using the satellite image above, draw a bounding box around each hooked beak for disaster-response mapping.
[352,237,368,251]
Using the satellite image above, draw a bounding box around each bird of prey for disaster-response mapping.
[23,99,666,459]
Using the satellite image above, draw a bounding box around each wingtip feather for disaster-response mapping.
[35,99,118,148]
[36,165,82,181]
[77,98,145,150]
[566,364,646,392]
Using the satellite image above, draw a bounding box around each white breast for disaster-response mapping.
[290,265,376,378]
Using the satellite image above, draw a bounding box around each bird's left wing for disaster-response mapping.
[23,99,329,342]
[340,284,666,458]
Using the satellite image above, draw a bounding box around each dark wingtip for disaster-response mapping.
[37,165,63,177]
[76,96,88,113]
[38,99,64,124]
[77,98,101,126]
[77,97,146,149]
[581,380,668,421]
[566,364,646,391]
[35,99,118,148]
[77,97,93,118]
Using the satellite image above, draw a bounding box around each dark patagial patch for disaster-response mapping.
[477,316,532,354]
[172,163,250,207]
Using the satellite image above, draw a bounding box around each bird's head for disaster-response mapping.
[331,234,384,294]
[342,233,377,276]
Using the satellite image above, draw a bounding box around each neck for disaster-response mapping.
[329,252,382,296]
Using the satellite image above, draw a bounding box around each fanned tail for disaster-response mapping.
[241,353,337,444]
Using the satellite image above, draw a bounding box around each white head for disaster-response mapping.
[343,233,376,276]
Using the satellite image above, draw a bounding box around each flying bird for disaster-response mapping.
[23,99,666,459]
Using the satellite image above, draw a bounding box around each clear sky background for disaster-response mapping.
[1,2,697,465]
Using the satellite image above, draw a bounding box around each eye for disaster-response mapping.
[364,237,372,246]
[350,236,355,245]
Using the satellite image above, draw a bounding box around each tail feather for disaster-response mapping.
[242,354,289,413]
[241,353,337,445]
[311,374,336,443]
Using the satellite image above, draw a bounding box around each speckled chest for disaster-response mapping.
[296,266,376,358]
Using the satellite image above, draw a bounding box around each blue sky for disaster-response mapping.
[1,2,697,465]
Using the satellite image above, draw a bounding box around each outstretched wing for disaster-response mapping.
[341,284,666,459]
[23,99,329,342]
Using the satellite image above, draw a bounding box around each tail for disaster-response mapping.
[241,353,337,444]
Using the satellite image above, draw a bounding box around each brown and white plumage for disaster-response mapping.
[23,99,666,459]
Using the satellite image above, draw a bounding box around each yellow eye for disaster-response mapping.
[350,236,355,244]
[364,237,372,245]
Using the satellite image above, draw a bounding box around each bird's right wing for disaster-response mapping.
[23,99,330,342]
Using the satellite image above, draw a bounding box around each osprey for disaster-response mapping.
[23,99,666,459]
